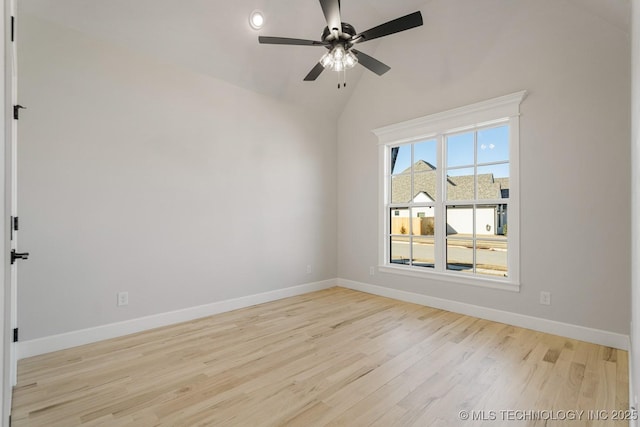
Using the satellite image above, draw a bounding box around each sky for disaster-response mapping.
[391,125,510,178]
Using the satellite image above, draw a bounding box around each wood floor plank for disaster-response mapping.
[12,287,629,426]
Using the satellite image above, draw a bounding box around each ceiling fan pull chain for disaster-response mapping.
[337,69,346,89]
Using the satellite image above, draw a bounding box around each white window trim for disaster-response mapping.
[373,91,527,291]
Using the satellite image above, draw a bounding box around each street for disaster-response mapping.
[391,240,507,277]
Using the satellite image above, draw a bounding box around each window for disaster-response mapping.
[374,92,526,290]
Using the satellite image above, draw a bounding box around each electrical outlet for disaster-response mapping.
[117,291,129,306]
[539,291,551,306]
[306,265,312,274]
[369,266,375,276]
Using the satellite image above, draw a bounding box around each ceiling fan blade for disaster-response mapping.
[352,49,391,76]
[319,0,342,35]
[258,36,327,46]
[304,62,326,81]
[355,11,423,43]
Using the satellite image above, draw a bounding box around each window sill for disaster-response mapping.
[378,265,520,292]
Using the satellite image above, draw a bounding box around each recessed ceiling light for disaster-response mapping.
[249,10,264,30]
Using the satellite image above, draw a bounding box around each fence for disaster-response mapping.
[390,217,435,236]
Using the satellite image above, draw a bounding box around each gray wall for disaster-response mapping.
[17,15,337,340]
[17,0,633,345]
[337,0,631,334]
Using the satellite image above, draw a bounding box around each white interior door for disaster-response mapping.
[8,0,21,388]
[9,0,17,388]
[1,2,8,423]
[3,1,21,424]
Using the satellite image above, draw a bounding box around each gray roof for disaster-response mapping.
[391,161,509,203]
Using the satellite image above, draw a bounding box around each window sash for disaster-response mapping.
[385,134,510,274]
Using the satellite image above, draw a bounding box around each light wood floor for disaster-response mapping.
[12,287,629,426]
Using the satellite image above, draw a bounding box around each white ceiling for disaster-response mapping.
[19,0,630,118]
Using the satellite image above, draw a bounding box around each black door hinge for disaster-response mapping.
[13,328,18,343]
[11,16,15,42]
[14,105,26,120]
[10,216,18,240]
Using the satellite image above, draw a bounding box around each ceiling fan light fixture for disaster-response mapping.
[249,10,264,30]
[344,51,358,69]
[320,52,334,68]
[321,46,358,72]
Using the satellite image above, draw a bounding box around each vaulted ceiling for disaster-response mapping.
[19,0,630,118]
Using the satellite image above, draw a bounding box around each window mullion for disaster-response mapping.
[474,130,478,200]
[473,131,478,274]
[436,133,445,272]
[473,204,477,274]
[409,144,414,265]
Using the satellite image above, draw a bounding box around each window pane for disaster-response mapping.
[414,171,437,201]
[475,204,494,236]
[390,208,410,235]
[447,239,474,273]
[497,204,508,236]
[411,207,435,236]
[414,140,437,168]
[446,168,475,201]
[412,237,434,268]
[446,132,474,168]
[476,240,508,277]
[477,164,509,200]
[391,174,412,203]
[475,203,508,237]
[391,145,411,175]
[390,236,410,265]
[446,205,473,236]
[477,125,509,164]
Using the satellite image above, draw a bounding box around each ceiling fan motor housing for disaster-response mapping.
[322,22,357,43]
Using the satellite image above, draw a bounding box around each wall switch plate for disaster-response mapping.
[117,291,129,306]
[306,265,312,274]
[369,266,375,276]
[540,291,551,306]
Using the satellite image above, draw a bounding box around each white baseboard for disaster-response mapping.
[18,279,336,359]
[19,277,629,359]
[338,278,629,350]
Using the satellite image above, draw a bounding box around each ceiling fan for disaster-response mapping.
[258,0,423,88]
